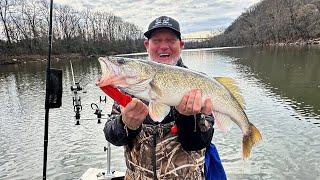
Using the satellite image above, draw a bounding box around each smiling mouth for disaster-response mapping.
[159,53,170,58]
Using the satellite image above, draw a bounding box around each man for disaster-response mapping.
[104,16,217,179]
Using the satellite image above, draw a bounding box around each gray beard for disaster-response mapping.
[148,55,179,66]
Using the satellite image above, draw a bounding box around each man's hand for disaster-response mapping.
[121,98,148,130]
[175,89,213,116]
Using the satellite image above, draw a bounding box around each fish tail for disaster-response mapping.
[242,122,262,159]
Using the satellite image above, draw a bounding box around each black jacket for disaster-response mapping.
[103,58,214,151]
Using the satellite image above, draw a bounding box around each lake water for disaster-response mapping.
[0,46,319,180]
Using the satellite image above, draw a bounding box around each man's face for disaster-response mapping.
[144,28,184,65]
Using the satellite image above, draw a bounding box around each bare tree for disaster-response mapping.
[1,1,144,55]
[0,0,12,44]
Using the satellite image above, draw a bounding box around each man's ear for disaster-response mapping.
[180,40,185,49]
[144,39,149,49]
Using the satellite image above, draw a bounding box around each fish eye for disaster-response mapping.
[117,58,126,64]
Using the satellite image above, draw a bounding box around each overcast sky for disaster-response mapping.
[55,0,260,34]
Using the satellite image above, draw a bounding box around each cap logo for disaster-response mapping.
[162,17,170,24]
[154,17,172,27]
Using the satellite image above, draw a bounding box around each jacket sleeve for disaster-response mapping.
[175,111,214,151]
[103,102,141,146]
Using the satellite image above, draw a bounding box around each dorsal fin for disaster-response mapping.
[215,77,246,108]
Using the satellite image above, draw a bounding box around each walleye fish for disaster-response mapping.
[98,56,262,158]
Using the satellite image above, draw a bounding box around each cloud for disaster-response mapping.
[53,0,261,33]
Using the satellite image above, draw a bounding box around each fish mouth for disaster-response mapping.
[97,57,125,87]
[98,57,138,87]
[98,57,121,77]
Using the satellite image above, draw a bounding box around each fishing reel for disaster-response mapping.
[71,82,83,125]
[71,82,83,92]
[91,102,105,124]
[91,96,109,123]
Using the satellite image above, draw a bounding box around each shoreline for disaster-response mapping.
[1,38,320,65]
[0,53,98,65]
[252,38,320,47]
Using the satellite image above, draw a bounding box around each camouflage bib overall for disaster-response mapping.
[124,122,205,180]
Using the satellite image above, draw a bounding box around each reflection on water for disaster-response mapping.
[0,47,320,180]
[219,46,320,125]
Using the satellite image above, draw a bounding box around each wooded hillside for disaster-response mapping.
[208,0,320,46]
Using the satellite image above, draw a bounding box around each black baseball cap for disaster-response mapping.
[144,16,181,40]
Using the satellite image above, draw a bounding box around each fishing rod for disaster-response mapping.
[43,0,62,179]
[70,60,83,125]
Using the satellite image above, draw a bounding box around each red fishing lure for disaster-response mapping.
[99,85,132,107]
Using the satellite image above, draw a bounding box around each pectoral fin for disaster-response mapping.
[149,101,170,122]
